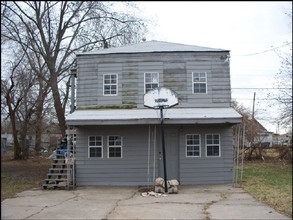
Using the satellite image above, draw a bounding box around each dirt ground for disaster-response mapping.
[1,150,51,179]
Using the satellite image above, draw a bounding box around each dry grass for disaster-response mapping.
[240,160,292,217]
[1,150,51,201]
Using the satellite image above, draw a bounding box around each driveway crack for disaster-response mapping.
[104,190,137,220]
[202,192,229,220]
[23,191,79,219]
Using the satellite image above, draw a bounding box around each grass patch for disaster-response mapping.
[1,172,43,201]
[1,152,51,201]
[239,161,292,217]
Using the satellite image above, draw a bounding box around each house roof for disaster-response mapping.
[78,40,229,55]
[66,108,242,126]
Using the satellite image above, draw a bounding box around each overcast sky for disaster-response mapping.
[136,1,292,133]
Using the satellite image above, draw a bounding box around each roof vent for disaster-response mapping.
[142,37,146,42]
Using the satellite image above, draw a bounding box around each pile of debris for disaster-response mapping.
[140,177,180,197]
[155,177,179,194]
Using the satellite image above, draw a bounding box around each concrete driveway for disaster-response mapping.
[1,184,290,220]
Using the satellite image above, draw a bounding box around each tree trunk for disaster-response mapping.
[19,131,28,160]
[35,118,43,155]
[11,116,21,160]
[34,93,44,155]
[50,74,66,136]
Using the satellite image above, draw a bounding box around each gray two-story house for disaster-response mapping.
[66,40,242,186]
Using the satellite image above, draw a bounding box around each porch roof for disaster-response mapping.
[66,108,242,126]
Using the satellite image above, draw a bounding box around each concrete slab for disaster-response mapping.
[1,185,291,220]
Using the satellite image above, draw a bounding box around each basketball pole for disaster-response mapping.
[143,87,179,193]
[160,106,168,193]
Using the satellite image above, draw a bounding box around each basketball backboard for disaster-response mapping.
[144,87,179,109]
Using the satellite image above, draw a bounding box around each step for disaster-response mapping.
[52,158,66,163]
[44,178,68,184]
[52,164,67,169]
[48,168,67,174]
[47,173,68,179]
[42,182,73,189]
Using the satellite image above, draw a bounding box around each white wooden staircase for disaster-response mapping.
[42,129,76,190]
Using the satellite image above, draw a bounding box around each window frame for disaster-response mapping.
[103,73,118,96]
[185,134,201,157]
[107,135,123,158]
[144,72,159,94]
[88,135,103,158]
[205,134,221,157]
[192,72,207,94]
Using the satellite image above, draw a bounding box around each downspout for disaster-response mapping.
[70,67,77,114]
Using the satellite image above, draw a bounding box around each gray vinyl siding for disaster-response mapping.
[75,124,234,186]
[75,125,158,186]
[76,52,231,109]
[179,125,234,184]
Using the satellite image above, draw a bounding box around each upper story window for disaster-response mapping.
[108,135,123,158]
[88,136,103,158]
[186,134,201,157]
[103,74,118,96]
[206,134,221,157]
[144,72,159,93]
[192,72,207,94]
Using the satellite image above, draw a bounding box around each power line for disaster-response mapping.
[232,98,290,101]
[234,42,292,57]
[231,87,291,90]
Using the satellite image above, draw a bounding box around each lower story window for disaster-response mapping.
[206,134,220,157]
[186,134,201,157]
[89,147,102,158]
[88,136,103,158]
[108,135,123,158]
[109,147,122,158]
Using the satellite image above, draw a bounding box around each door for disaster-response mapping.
[158,128,179,180]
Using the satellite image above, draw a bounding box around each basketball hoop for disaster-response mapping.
[144,87,178,109]
[143,87,178,193]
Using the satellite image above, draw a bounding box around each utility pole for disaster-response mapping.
[252,92,256,119]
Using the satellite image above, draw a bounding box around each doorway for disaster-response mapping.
[158,128,179,180]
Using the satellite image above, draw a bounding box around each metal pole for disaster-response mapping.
[70,69,76,114]
[66,133,70,190]
[160,107,168,193]
[240,123,245,186]
[252,92,256,119]
[147,125,151,189]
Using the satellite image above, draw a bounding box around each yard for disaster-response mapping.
[1,150,51,201]
[1,150,292,217]
[240,160,292,217]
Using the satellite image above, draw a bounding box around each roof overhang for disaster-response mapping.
[66,108,242,126]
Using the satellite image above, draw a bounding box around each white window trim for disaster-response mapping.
[144,72,159,94]
[205,133,221,157]
[107,135,123,158]
[88,135,103,158]
[192,72,207,94]
[103,73,118,96]
[186,134,201,158]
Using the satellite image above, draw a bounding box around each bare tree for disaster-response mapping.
[270,46,292,131]
[232,101,269,160]
[1,1,149,136]
[1,51,38,159]
[268,9,292,132]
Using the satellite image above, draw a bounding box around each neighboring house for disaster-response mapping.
[259,131,273,147]
[1,121,62,151]
[243,118,273,148]
[66,40,242,186]
[273,133,291,146]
